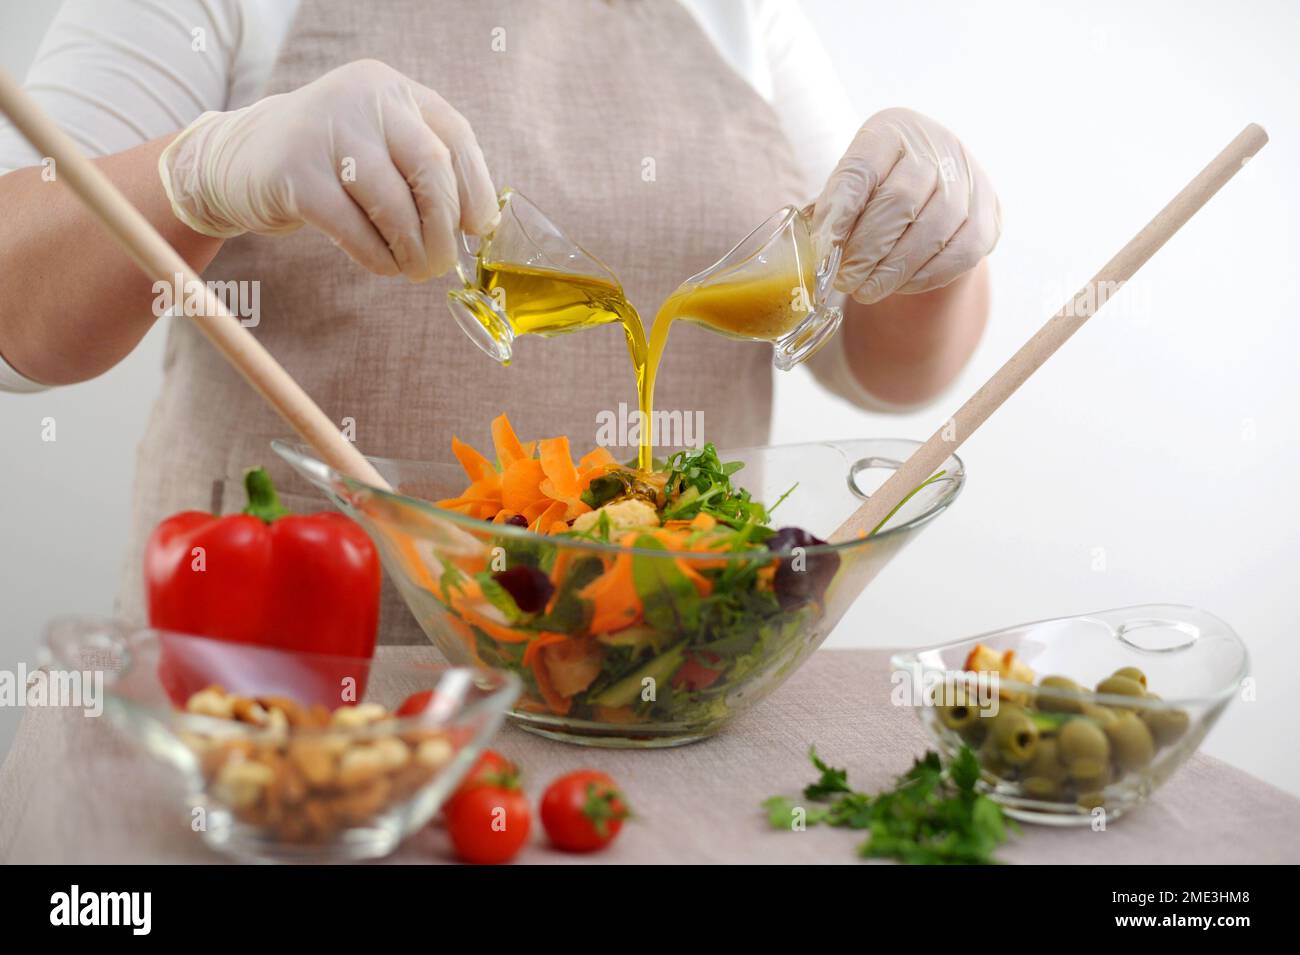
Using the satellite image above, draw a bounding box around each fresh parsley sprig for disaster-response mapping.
[762,745,1017,865]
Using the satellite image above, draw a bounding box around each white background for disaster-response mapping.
[1,0,1297,797]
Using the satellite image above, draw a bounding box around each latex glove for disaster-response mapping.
[813,108,1000,305]
[159,59,498,281]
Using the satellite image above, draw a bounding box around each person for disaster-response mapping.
[0,0,998,641]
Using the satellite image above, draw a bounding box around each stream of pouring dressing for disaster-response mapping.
[478,257,818,472]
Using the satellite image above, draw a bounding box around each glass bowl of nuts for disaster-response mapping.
[44,616,520,861]
[891,604,1248,825]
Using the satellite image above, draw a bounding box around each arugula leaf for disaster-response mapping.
[662,444,771,528]
[631,534,701,631]
[532,556,603,633]
[472,626,526,670]
[438,562,467,597]
[867,469,948,538]
[763,745,1015,865]
[474,571,525,624]
[493,532,552,572]
[767,482,798,517]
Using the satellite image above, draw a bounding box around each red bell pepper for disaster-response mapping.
[146,468,381,704]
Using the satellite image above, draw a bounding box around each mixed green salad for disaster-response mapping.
[427,416,841,728]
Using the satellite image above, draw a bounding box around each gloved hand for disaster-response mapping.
[812,108,1000,305]
[159,59,499,281]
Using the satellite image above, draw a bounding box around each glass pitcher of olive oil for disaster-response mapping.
[446,188,645,369]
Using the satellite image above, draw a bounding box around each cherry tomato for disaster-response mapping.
[671,653,724,691]
[395,689,434,717]
[540,770,630,853]
[444,784,531,864]
[448,750,515,802]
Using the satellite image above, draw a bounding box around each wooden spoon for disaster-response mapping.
[831,123,1268,543]
[0,69,390,491]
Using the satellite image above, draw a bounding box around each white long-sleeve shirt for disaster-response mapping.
[0,0,869,401]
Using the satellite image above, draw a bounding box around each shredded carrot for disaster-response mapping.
[562,498,591,521]
[392,534,440,596]
[522,632,570,668]
[592,705,640,724]
[578,447,616,471]
[580,550,641,634]
[437,414,619,532]
[501,458,546,512]
[444,614,480,657]
[521,498,552,523]
[576,463,617,489]
[451,436,497,483]
[539,436,582,499]
[490,413,528,466]
[456,604,530,644]
[548,549,575,599]
[676,558,713,596]
[531,651,572,714]
[443,576,483,602]
[531,500,567,534]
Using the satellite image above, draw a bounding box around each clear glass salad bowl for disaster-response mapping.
[44,616,520,862]
[275,438,964,747]
[891,604,1248,825]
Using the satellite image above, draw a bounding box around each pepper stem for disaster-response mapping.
[242,467,290,523]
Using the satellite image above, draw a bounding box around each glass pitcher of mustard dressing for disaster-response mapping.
[653,203,843,372]
[637,205,844,456]
[446,188,645,367]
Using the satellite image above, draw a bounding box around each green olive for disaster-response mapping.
[962,722,989,747]
[936,687,990,745]
[1068,757,1111,791]
[938,702,979,732]
[1025,737,1068,782]
[977,739,1011,779]
[1022,776,1063,800]
[991,707,1039,766]
[1142,707,1190,747]
[1077,791,1108,811]
[1036,675,1084,713]
[1080,703,1120,729]
[1096,674,1146,702]
[1059,717,1111,764]
[1111,666,1148,689]
[1106,712,1156,771]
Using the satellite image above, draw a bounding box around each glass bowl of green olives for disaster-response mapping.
[891,604,1248,825]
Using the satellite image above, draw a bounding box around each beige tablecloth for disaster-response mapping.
[2,647,1296,864]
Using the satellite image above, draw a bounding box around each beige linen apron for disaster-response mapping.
[118,0,812,643]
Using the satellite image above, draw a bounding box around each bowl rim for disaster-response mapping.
[43,615,522,739]
[272,437,965,562]
[888,602,1250,709]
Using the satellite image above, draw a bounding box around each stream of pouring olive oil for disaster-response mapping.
[471,257,817,471]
